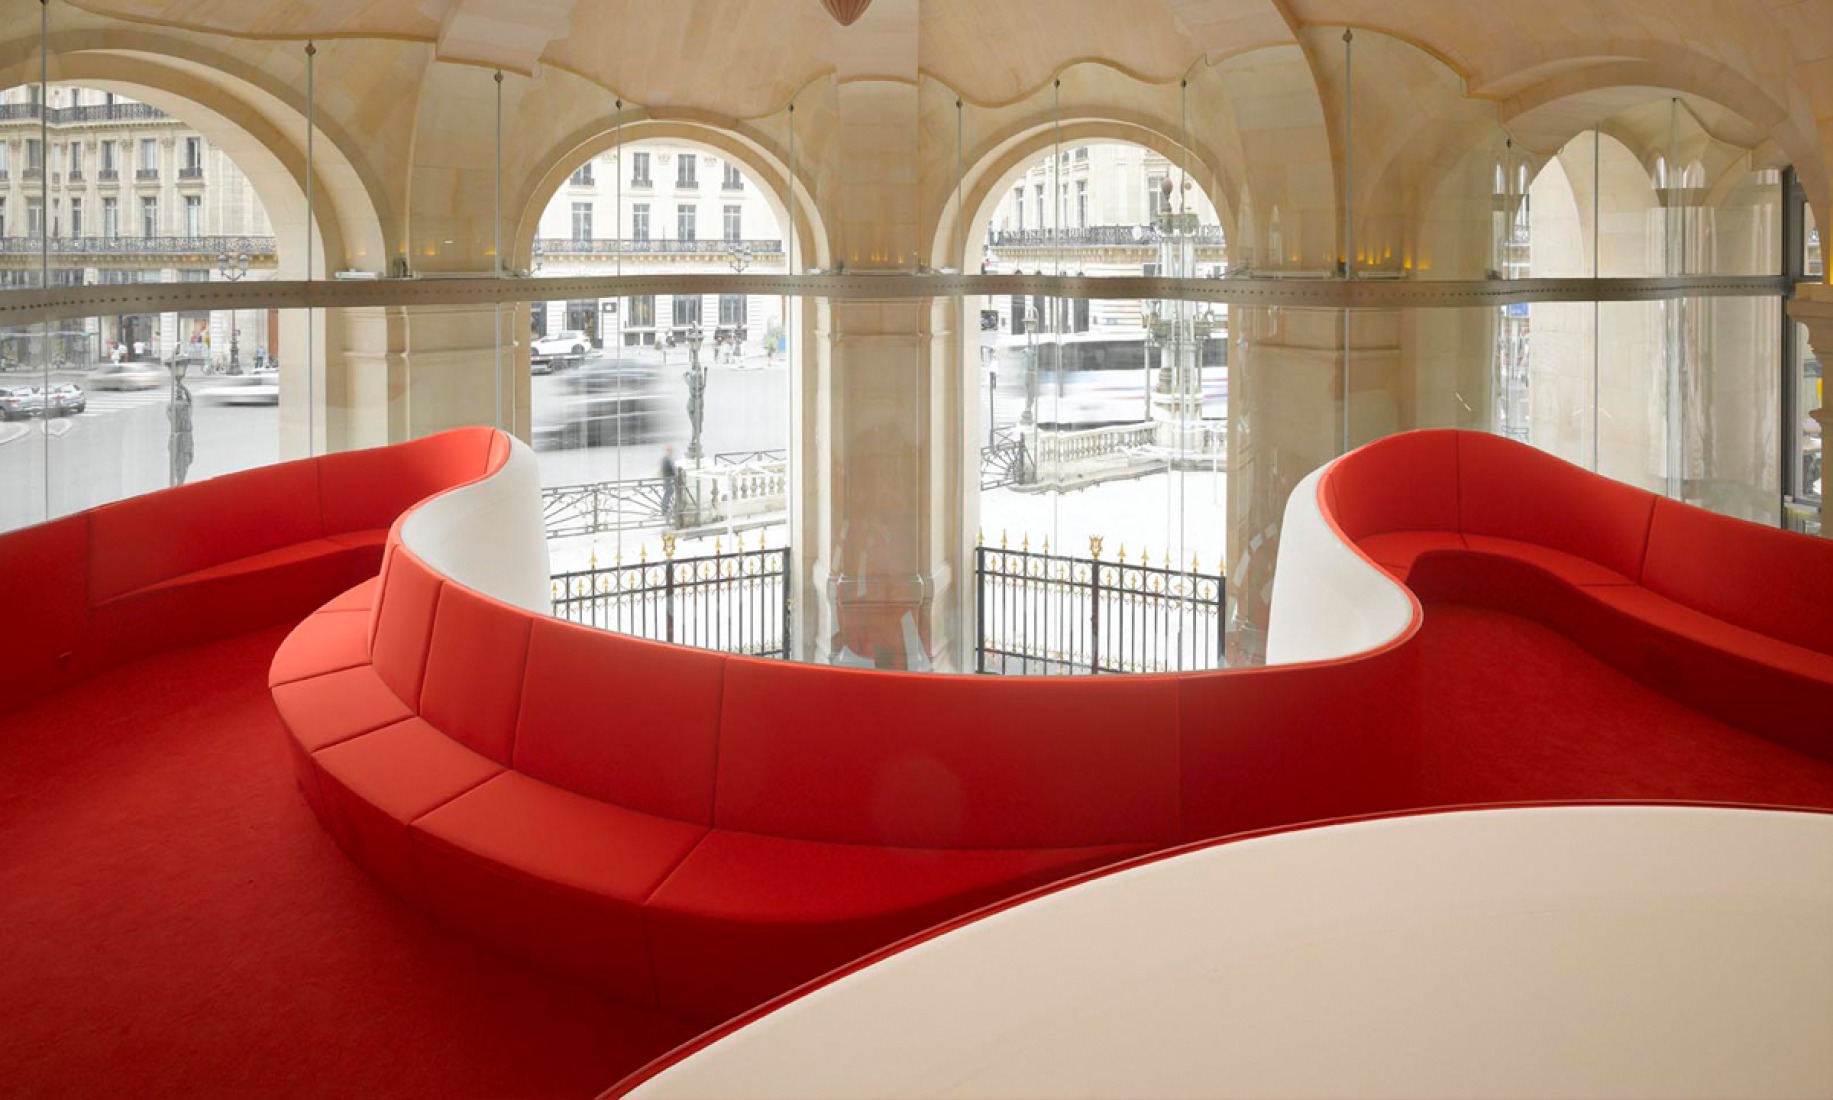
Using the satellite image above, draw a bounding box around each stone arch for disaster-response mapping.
[936,117,1233,273]
[510,113,832,275]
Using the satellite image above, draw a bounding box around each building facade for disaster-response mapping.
[530,140,785,353]
[0,84,275,365]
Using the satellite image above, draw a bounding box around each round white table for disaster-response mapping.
[621,804,1833,1099]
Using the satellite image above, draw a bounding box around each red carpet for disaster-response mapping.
[1415,602,1833,808]
[0,624,697,1099]
[4,605,1831,1097]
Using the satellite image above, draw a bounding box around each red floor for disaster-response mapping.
[3,603,1831,1097]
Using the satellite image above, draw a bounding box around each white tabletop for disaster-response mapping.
[625,805,1833,1099]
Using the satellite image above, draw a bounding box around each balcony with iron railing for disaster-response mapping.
[987,224,1226,249]
[135,168,159,183]
[177,166,203,182]
[96,168,119,184]
[0,102,172,126]
[0,234,276,257]
[535,237,783,257]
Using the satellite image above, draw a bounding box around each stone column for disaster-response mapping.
[795,0,967,668]
[1787,282,1833,537]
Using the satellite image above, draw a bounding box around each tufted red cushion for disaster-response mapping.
[646,829,1144,1021]
[1326,430,1461,540]
[1641,499,1833,656]
[420,584,533,767]
[369,548,443,708]
[1457,432,1656,583]
[410,771,706,1006]
[87,458,324,605]
[515,619,725,823]
[316,428,496,537]
[715,659,1182,849]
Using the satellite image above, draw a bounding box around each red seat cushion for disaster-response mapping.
[138,537,353,594]
[87,458,324,604]
[1356,531,1467,580]
[311,717,502,909]
[715,658,1182,848]
[1589,586,1833,687]
[316,429,494,536]
[646,829,1145,1021]
[409,771,706,1005]
[1326,430,1461,540]
[1641,499,1833,656]
[1462,534,1634,587]
[325,528,388,552]
[514,618,725,823]
[420,584,533,767]
[269,609,371,687]
[1457,432,1656,583]
[272,664,414,753]
[319,576,382,615]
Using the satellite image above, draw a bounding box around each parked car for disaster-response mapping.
[44,383,86,416]
[85,362,167,391]
[0,386,45,420]
[531,330,591,374]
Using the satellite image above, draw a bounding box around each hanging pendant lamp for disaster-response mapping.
[821,0,873,26]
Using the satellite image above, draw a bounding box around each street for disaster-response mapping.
[0,366,278,533]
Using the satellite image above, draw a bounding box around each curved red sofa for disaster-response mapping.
[0,426,506,715]
[268,425,1833,1026]
[1324,429,1833,761]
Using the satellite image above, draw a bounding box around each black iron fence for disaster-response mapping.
[551,535,790,659]
[975,536,1226,674]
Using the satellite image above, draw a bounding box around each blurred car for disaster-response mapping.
[86,362,167,391]
[0,386,45,420]
[199,367,279,406]
[44,383,86,416]
[532,330,591,374]
[532,359,673,449]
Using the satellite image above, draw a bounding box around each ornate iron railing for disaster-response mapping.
[550,535,790,659]
[981,429,1032,490]
[0,235,276,256]
[987,224,1226,249]
[975,536,1226,675]
[0,102,171,125]
[535,237,783,256]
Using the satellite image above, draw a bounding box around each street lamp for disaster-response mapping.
[216,251,250,375]
[684,325,707,464]
[216,251,250,281]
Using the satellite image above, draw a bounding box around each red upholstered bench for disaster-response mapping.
[272,428,1426,1022]
[1325,430,1833,759]
[0,426,502,714]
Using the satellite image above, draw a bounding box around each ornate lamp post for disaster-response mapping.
[216,250,250,374]
[684,324,707,464]
[1020,300,1040,428]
